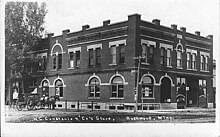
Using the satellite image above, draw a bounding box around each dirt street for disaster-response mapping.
[4,106,215,123]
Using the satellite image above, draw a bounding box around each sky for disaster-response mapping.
[44,0,219,58]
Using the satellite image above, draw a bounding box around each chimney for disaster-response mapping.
[103,20,110,27]
[62,29,70,34]
[195,31,200,36]
[180,27,186,32]
[82,25,90,31]
[152,19,160,26]
[171,24,177,30]
[128,13,141,22]
[47,33,54,38]
[206,35,213,40]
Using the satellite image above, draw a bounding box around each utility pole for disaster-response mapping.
[133,56,145,113]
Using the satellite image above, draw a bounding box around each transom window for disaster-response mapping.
[111,76,124,98]
[89,78,100,98]
[141,76,154,98]
[55,79,63,97]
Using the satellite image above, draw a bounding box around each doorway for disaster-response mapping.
[160,77,171,103]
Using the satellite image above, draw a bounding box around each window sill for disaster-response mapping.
[51,69,57,72]
[68,67,75,70]
[187,68,197,71]
[200,70,209,72]
[110,97,124,100]
[141,62,150,65]
[88,97,100,100]
[166,66,172,68]
[141,97,155,99]
[109,63,117,66]
[37,70,45,72]
[176,67,183,69]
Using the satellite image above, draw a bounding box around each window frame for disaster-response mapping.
[111,76,124,98]
[166,48,172,66]
[141,76,154,98]
[88,78,100,98]
[119,44,125,64]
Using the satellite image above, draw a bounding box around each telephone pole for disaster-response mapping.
[133,56,145,112]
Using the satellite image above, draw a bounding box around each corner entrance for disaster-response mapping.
[160,77,171,103]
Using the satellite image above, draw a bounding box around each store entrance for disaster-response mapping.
[160,77,171,103]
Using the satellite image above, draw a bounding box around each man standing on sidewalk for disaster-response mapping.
[12,89,18,105]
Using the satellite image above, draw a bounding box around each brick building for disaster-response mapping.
[19,14,214,110]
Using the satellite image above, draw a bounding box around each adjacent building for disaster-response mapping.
[12,14,215,110]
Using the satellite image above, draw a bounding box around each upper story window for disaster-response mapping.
[51,40,64,71]
[37,53,47,71]
[187,52,191,69]
[175,43,184,68]
[87,44,102,67]
[96,48,101,65]
[159,43,173,67]
[167,48,172,66]
[109,39,126,65]
[68,47,81,69]
[160,47,165,65]
[89,49,94,66]
[186,49,197,70]
[200,51,210,71]
[141,39,156,65]
[119,44,125,64]
[111,46,117,64]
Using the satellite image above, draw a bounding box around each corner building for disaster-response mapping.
[32,14,214,110]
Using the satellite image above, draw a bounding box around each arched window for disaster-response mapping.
[141,76,154,98]
[42,80,49,96]
[55,79,63,97]
[176,45,183,68]
[51,43,63,70]
[89,78,100,98]
[111,76,124,98]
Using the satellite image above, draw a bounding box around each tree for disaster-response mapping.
[5,2,47,103]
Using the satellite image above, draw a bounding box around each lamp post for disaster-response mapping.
[133,56,145,113]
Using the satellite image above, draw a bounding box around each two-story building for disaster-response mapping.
[27,14,214,110]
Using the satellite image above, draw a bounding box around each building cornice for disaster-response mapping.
[185,37,212,45]
[140,26,176,37]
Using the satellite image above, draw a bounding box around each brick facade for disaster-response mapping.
[25,14,214,110]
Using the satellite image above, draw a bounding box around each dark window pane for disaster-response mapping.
[58,54,62,69]
[89,49,94,66]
